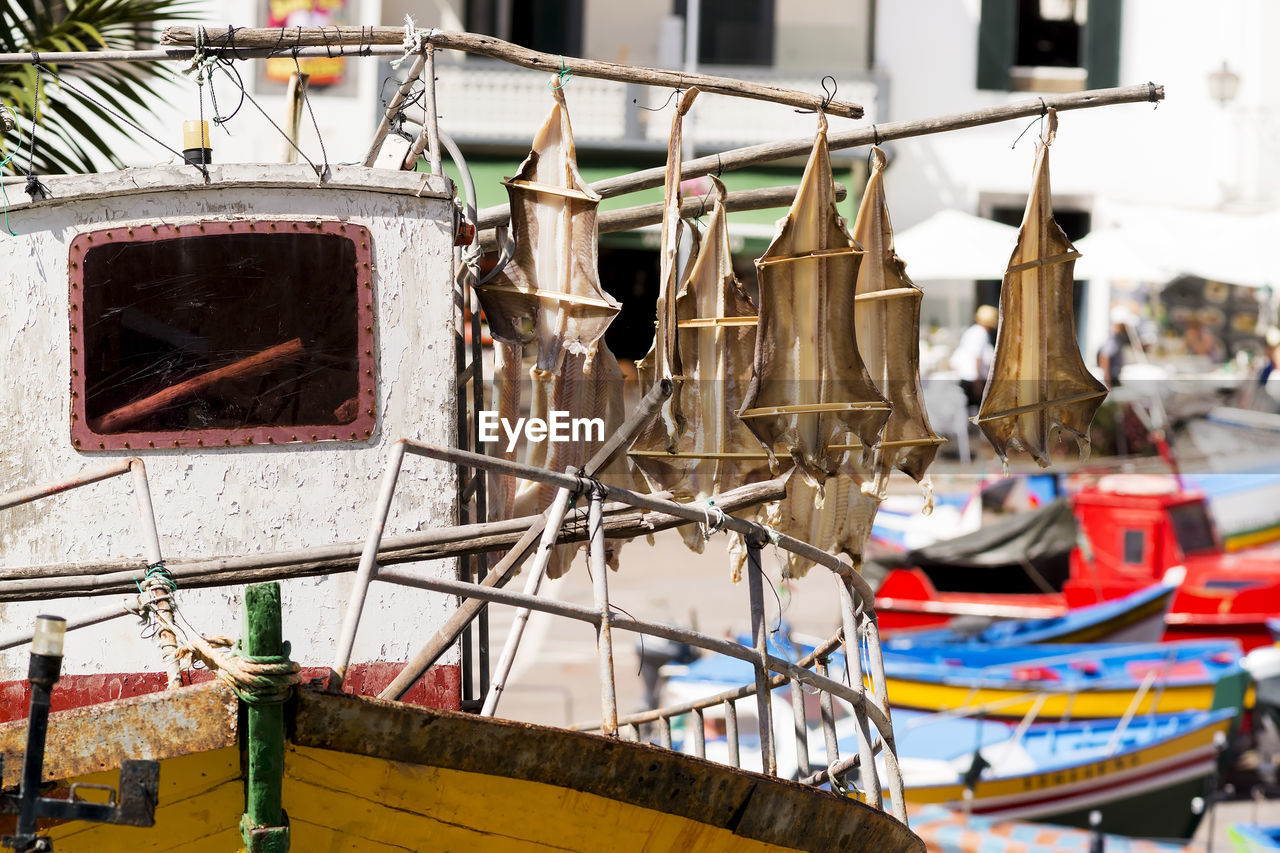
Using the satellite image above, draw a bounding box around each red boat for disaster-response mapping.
[875,474,1280,651]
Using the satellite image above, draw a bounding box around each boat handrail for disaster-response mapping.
[0,458,180,685]
[327,433,907,823]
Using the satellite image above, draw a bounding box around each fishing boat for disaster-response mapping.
[887,707,1235,839]
[909,804,1202,853]
[884,579,1177,646]
[878,639,1249,721]
[876,474,1280,651]
[1230,822,1280,853]
[0,19,1171,852]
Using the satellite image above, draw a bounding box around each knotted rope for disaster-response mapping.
[133,563,301,704]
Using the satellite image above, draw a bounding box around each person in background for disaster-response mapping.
[1098,307,1136,388]
[1184,318,1225,363]
[954,304,998,408]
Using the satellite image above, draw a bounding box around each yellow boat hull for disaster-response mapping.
[3,683,922,853]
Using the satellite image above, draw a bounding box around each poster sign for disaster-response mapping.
[264,0,348,87]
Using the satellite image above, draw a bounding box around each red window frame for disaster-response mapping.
[69,219,376,451]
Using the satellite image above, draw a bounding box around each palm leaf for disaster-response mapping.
[2,0,202,174]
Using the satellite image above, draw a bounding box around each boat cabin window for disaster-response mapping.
[1122,529,1145,565]
[1167,502,1217,555]
[70,221,375,450]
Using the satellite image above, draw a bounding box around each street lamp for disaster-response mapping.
[1208,61,1240,107]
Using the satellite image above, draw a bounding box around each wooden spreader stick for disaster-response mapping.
[160,26,864,119]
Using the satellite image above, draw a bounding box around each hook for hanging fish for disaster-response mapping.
[1010,99,1049,150]
[634,88,683,112]
[794,75,838,114]
[548,56,574,90]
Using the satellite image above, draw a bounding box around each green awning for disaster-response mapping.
[441,156,865,255]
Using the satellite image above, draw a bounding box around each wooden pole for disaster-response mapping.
[95,338,305,433]
[476,83,1165,228]
[476,183,846,250]
[0,480,779,601]
[363,52,426,167]
[241,582,290,852]
[160,26,864,119]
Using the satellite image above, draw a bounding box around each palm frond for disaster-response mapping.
[1,0,203,174]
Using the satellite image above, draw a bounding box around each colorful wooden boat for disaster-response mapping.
[888,707,1236,839]
[879,639,1250,720]
[876,476,1280,651]
[1230,823,1280,853]
[909,804,1201,853]
[885,580,1176,646]
[0,681,921,852]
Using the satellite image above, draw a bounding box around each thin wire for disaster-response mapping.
[31,62,200,179]
[795,75,838,114]
[293,51,331,180]
[1010,97,1049,149]
[634,88,682,112]
[548,56,573,90]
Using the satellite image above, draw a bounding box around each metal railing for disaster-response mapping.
[330,429,909,824]
[0,460,179,683]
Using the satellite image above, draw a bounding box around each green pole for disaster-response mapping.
[241,582,290,853]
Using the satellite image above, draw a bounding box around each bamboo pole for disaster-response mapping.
[476,83,1165,229]
[476,182,845,250]
[160,26,864,119]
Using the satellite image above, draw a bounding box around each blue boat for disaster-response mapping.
[879,638,1248,720]
[886,707,1236,839]
[1231,823,1280,853]
[885,580,1176,647]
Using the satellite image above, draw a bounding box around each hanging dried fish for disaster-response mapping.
[634,88,700,449]
[738,113,890,486]
[513,343,640,579]
[976,110,1107,466]
[853,146,944,498]
[766,147,942,578]
[630,178,776,553]
[475,85,620,376]
[765,466,881,578]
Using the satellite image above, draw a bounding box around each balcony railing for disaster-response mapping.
[430,58,880,150]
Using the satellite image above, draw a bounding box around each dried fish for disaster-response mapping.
[739,114,890,486]
[630,178,776,554]
[632,179,772,495]
[513,343,640,579]
[767,148,944,578]
[475,86,620,376]
[765,465,880,579]
[976,111,1107,466]
[852,146,944,498]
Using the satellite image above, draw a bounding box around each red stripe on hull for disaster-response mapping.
[0,663,461,723]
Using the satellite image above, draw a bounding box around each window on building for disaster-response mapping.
[674,0,774,66]
[70,221,375,450]
[466,0,584,56]
[977,0,1120,92]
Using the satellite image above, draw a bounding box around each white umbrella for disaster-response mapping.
[1073,227,1173,282]
[893,209,1018,281]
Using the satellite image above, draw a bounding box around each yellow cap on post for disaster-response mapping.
[182,119,211,150]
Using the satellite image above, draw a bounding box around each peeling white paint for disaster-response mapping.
[0,166,462,680]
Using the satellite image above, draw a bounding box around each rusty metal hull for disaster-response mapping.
[0,685,923,852]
